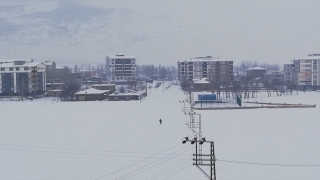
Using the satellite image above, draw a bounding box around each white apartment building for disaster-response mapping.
[293,53,320,89]
[177,56,233,82]
[106,54,136,83]
[0,59,46,96]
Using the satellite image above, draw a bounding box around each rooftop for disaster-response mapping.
[92,84,116,87]
[193,78,210,84]
[246,67,266,71]
[0,62,45,68]
[106,54,135,59]
[0,59,33,63]
[75,88,110,95]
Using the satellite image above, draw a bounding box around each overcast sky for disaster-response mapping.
[0,0,319,66]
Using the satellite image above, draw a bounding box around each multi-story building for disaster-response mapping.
[0,59,46,96]
[264,70,284,86]
[106,54,136,83]
[284,64,294,84]
[177,56,233,82]
[292,53,320,90]
[245,67,267,80]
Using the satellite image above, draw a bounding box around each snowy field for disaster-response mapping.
[0,82,319,180]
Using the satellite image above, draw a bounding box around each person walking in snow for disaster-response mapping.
[159,119,162,124]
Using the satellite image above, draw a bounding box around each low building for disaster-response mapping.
[91,84,116,92]
[192,78,211,91]
[0,59,46,96]
[108,93,141,101]
[83,76,102,84]
[46,82,64,90]
[264,70,285,86]
[75,88,110,101]
[246,67,267,80]
[46,89,68,97]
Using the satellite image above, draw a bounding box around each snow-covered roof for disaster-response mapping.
[43,61,55,66]
[106,55,135,59]
[0,62,45,68]
[246,67,266,71]
[179,58,232,62]
[75,88,110,95]
[92,84,116,87]
[109,92,140,97]
[0,59,33,63]
[193,78,210,84]
[296,56,320,60]
[56,66,64,70]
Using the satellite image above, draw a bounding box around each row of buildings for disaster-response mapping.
[177,53,320,90]
[0,54,139,97]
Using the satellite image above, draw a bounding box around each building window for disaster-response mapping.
[0,68,4,71]
[24,67,28,71]
[16,67,20,71]
[9,68,13,71]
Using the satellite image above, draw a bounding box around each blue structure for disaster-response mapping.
[198,94,216,101]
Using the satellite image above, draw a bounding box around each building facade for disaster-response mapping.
[264,70,285,86]
[177,56,234,82]
[293,53,320,89]
[0,59,46,96]
[284,64,294,84]
[106,54,136,83]
[245,67,267,80]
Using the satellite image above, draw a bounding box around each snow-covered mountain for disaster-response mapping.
[1,0,319,65]
[0,1,179,65]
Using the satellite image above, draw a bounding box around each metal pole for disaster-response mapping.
[195,141,198,165]
[211,142,213,180]
[212,141,216,180]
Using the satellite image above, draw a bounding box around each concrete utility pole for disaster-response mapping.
[163,80,164,92]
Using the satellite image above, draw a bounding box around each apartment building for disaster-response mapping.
[264,70,284,86]
[177,56,233,82]
[245,67,267,80]
[293,53,320,89]
[284,64,294,84]
[0,59,46,96]
[106,54,136,83]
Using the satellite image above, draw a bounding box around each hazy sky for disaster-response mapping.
[0,0,319,66]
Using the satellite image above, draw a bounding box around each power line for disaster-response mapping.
[145,159,190,180]
[216,159,320,167]
[119,147,193,180]
[161,164,190,180]
[0,144,185,156]
[93,143,182,180]
[0,147,189,160]
[114,146,190,180]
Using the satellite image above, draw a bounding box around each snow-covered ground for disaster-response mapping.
[0,82,319,180]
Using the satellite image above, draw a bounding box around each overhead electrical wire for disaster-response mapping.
[0,144,187,156]
[145,159,190,180]
[117,147,193,180]
[161,163,190,180]
[93,143,183,180]
[216,159,320,167]
[0,147,188,160]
